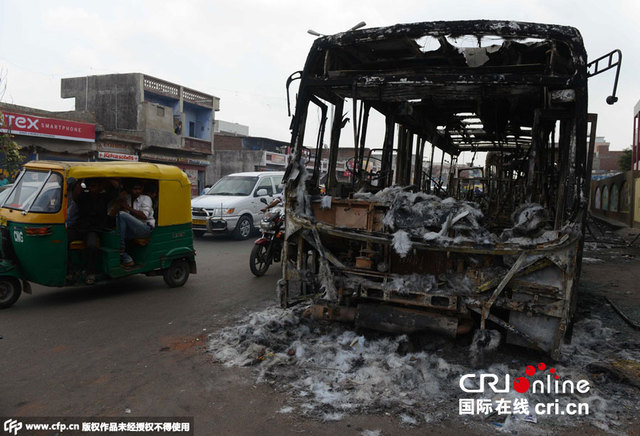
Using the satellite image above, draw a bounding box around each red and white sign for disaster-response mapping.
[0,111,95,142]
[98,151,139,161]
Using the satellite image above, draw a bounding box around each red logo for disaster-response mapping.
[513,362,559,393]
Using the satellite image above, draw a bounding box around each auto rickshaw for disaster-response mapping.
[0,161,196,308]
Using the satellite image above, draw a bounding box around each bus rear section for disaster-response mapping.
[281,20,614,358]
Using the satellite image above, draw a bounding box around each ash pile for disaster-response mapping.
[356,187,561,256]
[208,305,640,433]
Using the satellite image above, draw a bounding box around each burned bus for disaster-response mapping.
[280,20,620,358]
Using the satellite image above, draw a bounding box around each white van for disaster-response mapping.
[191,171,284,239]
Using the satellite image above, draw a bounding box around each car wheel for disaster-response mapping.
[0,277,21,309]
[163,259,190,288]
[233,215,253,240]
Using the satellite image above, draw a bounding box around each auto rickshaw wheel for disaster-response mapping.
[0,277,21,309]
[163,259,190,288]
[193,230,206,238]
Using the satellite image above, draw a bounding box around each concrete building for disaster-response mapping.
[0,102,97,178]
[592,136,625,172]
[208,120,289,181]
[633,99,640,171]
[61,73,219,195]
[214,120,248,136]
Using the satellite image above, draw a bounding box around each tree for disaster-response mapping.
[618,148,632,172]
[0,72,25,181]
[0,110,24,181]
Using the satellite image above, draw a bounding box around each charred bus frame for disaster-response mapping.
[281,20,620,358]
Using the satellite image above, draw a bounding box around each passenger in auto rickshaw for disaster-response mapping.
[67,178,120,284]
[117,180,155,267]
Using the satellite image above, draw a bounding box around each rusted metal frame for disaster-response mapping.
[281,91,311,303]
[320,21,583,47]
[437,151,445,193]
[447,155,456,195]
[467,306,546,352]
[508,279,562,296]
[467,297,565,319]
[362,294,461,313]
[480,251,529,329]
[369,101,459,157]
[574,113,598,278]
[404,130,414,186]
[351,82,362,190]
[587,49,622,104]
[286,71,303,117]
[568,96,587,221]
[309,76,574,102]
[456,145,531,152]
[475,258,554,293]
[427,143,435,194]
[526,109,542,203]
[414,138,426,190]
[326,99,344,192]
[300,231,345,269]
[396,125,406,186]
[401,128,411,186]
[554,118,571,229]
[381,116,395,188]
[550,248,578,359]
[287,212,580,256]
[284,93,310,183]
[358,104,371,185]
[308,96,329,187]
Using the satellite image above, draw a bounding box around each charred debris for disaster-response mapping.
[280,20,621,358]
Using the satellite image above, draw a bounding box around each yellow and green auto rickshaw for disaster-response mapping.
[0,161,196,308]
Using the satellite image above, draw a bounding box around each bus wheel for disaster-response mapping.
[0,277,21,309]
[163,259,190,288]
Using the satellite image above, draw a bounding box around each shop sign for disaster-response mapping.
[98,151,139,161]
[0,111,95,142]
[266,152,287,166]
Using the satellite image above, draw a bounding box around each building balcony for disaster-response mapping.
[182,136,212,154]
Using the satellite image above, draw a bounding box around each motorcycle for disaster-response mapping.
[250,203,284,276]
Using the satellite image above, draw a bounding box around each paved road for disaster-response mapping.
[0,236,285,431]
[0,235,466,435]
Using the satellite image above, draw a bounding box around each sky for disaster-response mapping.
[1,0,638,153]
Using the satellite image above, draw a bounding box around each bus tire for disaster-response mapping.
[163,259,190,288]
[0,277,21,309]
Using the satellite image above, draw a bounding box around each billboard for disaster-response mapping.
[0,111,95,142]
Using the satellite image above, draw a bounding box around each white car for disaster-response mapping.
[191,171,284,239]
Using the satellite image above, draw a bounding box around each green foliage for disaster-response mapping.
[618,148,632,172]
[0,110,24,180]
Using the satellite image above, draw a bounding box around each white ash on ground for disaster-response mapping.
[208,305,640,433]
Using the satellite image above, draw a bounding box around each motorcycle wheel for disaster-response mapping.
[250,244,270,277]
